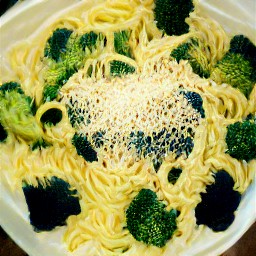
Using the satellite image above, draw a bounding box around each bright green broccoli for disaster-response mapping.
[72,133,98,162]
[0,82,49,150]
[43,29,104,102]
[109,30,135,77]
[229,35,256,69]
[43,84,62,102]
[211,35,256,98]
[171,38,210,78]
[110,60,135,77]
[126,188,178,247]
[0,82,41,141]
[114,30,132,58]
[80,31,99,51]
[225,118,256,162]
[154,0,194,36]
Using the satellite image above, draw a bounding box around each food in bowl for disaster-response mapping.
[0,0,255,255]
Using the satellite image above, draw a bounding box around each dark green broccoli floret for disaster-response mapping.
[154,0,194,36]
[0,81,24,94]
[110,60,135,77]
[168,168,182,184]
[44,28,73,62]
[225,119,256,162]
[114,30,132,58]
[0,123,8,142]
[171,38,210,78]
[195,170,241,232]
[66,97,92,128]
[22,176,81,232]
[66,100,85,128]
[79,31,98,51]
[43,30,104,101]
[72,133,98,162]
[182,91,205,117]
[128,128,195,171]
[126,188,178,247]
[40,108,63,126]
[0,82,43,143]
[211,35,256,98]
[91,131,106,148]
[229,35,256,69]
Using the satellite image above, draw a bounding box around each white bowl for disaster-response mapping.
[0,1,255,255]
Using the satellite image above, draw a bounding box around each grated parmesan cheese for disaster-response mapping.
[61,63,203,164]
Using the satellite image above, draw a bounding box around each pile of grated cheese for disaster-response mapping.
[61,64,203,162]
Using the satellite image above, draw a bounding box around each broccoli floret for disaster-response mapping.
[72,133,98,162]
[40,108,63,126]
[66,99,85,128]
[22,176,81,232]
[0,82,37,114]
[43,30,104,101]
[229,35,256,69]
[182,91,205,117]
[0,81,24,94]
[171,38,210,78]
[128,130,147,156]
[79,31,98,51]
[43,63,76,102]
[211,35,256,98]
[0,123,8,142]
[114,30,132,58]
[44,28,73,62]
[42,84,62,102]
[225,119,256,162]
[110,60,135,77]
[0,82,43,143]
[128,128,195,171]
[167,167,182,184]
[126,188,178,247]
[211,53,255,98]
[154,0,194,36]
[110,31,135,77]
[174,136,194,159]
[91,131,106,148]
[195,170,241,232]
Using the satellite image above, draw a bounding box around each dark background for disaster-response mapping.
[0,0,19,16]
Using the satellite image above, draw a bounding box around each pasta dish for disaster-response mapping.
[0,0,255,255]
